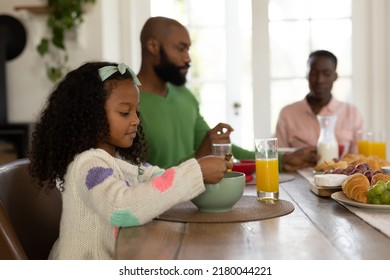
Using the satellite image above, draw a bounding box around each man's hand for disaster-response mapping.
[282,146,319,172]
[195,123,233,158]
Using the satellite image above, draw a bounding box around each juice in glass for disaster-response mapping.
[255,158,279,200]
[357,140,370,156]
[255,138,278,201]
[370,141,386,160]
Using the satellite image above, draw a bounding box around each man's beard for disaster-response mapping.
[154,47,189,86]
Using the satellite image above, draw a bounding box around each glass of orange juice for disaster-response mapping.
[369,131,386,160]
[357,130,370,156]
[255,138,279,201]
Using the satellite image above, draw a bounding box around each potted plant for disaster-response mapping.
[36,0,96,82]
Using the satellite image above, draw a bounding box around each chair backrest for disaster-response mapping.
[0,200,27,259]
[0,159,62,260]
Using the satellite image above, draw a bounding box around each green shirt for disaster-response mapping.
[140,84,255,168]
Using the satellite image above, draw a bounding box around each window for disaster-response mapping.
[268,0,352,133]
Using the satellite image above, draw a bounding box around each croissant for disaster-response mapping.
[314,160,348,172]
[342,153,364,163]
[371,173,390,186]
[341,173,370,203]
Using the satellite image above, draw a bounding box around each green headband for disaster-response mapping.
[98,63,141,86]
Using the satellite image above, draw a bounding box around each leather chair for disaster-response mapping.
[0,159,62,259]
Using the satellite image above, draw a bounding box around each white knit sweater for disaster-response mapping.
[49,148,205,259]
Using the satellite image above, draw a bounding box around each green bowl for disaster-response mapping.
[191,171,245,213]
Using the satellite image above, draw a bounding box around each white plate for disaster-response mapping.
[331,191,390,210]
[278,147,298,154]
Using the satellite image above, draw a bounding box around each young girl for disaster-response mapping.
[29,61,231,260]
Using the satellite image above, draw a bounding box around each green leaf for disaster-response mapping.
[62,16,75,29]
[47,66,63,82]
[36,39,49,56]
[52,27,65,49]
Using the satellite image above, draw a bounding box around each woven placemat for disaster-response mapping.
[155,196,294,223]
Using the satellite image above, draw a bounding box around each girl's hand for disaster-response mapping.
[198,155,233,184]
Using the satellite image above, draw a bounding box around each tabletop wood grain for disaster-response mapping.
[115,173,390,260]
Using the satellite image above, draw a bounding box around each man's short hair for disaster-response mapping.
[308,50,338,69]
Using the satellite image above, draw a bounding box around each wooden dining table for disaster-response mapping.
[115,172,390,260]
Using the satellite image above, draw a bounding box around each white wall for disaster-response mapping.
[352,0,390,157]
[1,0,103,123]
[252,0,270,139]
[1,0,151,124]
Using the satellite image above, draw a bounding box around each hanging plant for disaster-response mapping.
[36,0,96,82]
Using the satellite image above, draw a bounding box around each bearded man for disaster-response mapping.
[137,16,253,168]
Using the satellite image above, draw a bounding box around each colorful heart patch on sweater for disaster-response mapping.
[111,210,140,227]
[151,168,175,192]
[85,166,114,190]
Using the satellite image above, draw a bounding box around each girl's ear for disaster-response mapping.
[146,38,159,56]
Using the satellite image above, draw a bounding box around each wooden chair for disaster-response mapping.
[0,159,62,259]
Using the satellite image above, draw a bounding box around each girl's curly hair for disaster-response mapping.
[29,61,148,190]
